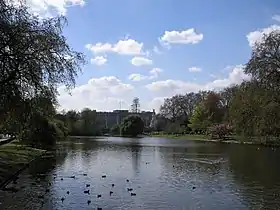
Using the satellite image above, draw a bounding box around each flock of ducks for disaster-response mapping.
[34,172,139,209]
[2,171,141,210]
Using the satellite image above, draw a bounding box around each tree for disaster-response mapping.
[131,97,140,113]
[160,93,203,122]
[229,81,280,138]
[189,92,224,133]
[189,104,210,133]
[120,115,144,137]
[245,30,280,92]
[0,0,85,143]
[203,91,224,123]
[150,114,170,132]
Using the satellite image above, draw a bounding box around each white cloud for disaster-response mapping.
[131,56,153,66]
[149,68,163,79]
[160,28,203,45]
[90,56,107,66]
[128,74,148,81]
[58,76,134,111]
[188,67,202,73]
[272,15,280,22]
[247,25,280,47]
[146,65,250,96]
[11,0,85,17]
[86,39,144,55]
[128,68,163,82]
[148,97,167,112]
[153,46,162,54]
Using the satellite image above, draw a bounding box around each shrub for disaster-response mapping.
[208,124,232,140]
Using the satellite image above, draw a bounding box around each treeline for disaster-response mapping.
[57,97,146,137]
[0,1,85,148]
[56,109,103,136]
[152,31,280,142]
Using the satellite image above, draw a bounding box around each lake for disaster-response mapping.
[0,136,280,209]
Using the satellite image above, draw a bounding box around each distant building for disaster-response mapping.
[96,109,155,129]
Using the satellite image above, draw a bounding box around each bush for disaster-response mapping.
[20,114,66,149]
[208,124,232,140]
[120,115,144,137]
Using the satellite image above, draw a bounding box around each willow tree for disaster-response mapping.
[0,0,85,141]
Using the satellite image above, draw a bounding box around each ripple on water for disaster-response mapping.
[1,137,280,209]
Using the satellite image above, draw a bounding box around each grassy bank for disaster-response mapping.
[0,140,46,187]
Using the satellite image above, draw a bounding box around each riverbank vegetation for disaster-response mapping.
[0,140,46,186]
[150,31,280,144]
[0,0,85,149]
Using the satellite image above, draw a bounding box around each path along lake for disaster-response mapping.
[0,136,280,210]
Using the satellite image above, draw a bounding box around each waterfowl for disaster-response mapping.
[102,175,106,178]
[66,191,70,194]
[83,173,87,176]
[70,175,75,179]
[87,200,91,205]
[127,188,133,192]
[61,178,63,181]
[61,197,65,202]
[111,184,115,187]
[126,179,129,182]
[84,190,90,194]
[131,193,136,196]
[110,191,113,196]
[86,184,90,187]
[97,194,101,198]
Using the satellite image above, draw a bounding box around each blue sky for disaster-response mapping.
[24,0,280,111]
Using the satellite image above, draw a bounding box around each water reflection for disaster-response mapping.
[0,137,280,209]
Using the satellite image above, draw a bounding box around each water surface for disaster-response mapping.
[0,136,280,209]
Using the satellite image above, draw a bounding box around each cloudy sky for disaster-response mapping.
[24,0,280,112]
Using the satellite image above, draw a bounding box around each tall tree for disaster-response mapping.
[131,97,140,113]
[0,0,85,142]
[160,93,203,122]
[245,30,280,93]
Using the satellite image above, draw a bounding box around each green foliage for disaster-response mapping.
[61,108,102,136]
[229,81,280,138]
[19,114,66,149]
[189,104,210,132]
[120,115,144,137]
[110,124,120,135]
[0,0,84,148]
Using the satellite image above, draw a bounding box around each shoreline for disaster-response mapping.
[149,134,280,147]
[67,134,280,148]
[0,140,47,189]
